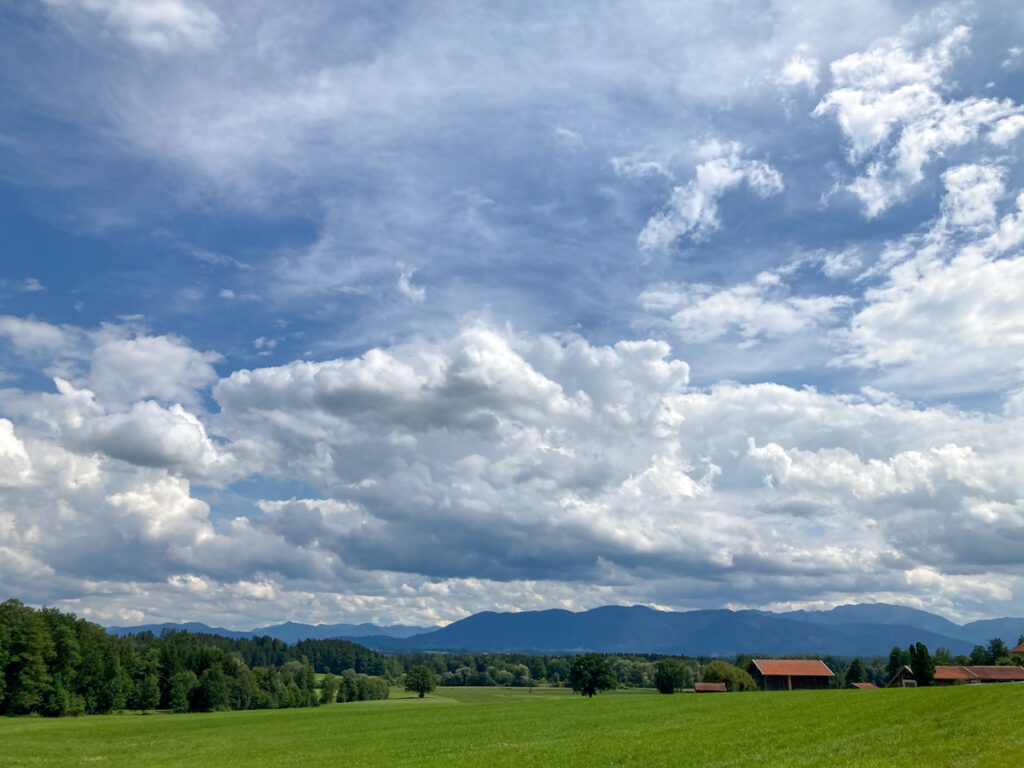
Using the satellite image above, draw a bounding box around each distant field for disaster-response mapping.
[2,684,1021,767]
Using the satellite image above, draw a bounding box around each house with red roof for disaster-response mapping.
[849,682,878,689]
[748,659,834,691]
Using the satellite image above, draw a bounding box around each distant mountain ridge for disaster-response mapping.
[107,620,433,642]
[107,603,1024,658]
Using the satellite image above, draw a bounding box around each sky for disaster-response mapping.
[0,0,1021,630]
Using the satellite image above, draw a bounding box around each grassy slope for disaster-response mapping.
[1,685,1021,768]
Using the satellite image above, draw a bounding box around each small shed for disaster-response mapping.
[748,659,834,691]
[849,682,878,689]
[693,682,726,693]
[886,665,917,688]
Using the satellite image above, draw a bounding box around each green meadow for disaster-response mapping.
[2,684,1021,768]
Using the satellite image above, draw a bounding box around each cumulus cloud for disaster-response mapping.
[3,317,1020,624]
[86,331,221,407]
[834,183,1024,394]
[0,419,34,487]
[636,141,783,252]
[778,54,820,91]
[814,24,1021,216]
[0,315,78,354]
[640,271,852,345]
[939,164,1005,230]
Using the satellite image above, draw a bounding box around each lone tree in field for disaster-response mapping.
[569,653,616,697]
[654,659,685,694]
[404,665,436,698]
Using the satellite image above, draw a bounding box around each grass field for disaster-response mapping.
[2,684,1022,768]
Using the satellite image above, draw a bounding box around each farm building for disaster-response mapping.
[1011,642,1024,655]
[897,665,1024,686]
[964,666,1024,683]
[849,682,878,689]
[933,666,977,685]
[748,659,834,691]
[886,666,917,688]
[693,682,726,693]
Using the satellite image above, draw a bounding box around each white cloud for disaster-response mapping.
[834,190,1024,394]
[988,114,1024,145]
[814,25,1022,216]
[0,419,34,487]
[44,0,222,52]
[0,319,1020,623]
[86,331,221,407]
[52,382,237,483]
[940,164,1005,230]
[640,272,852,344]
[397,263,426,303]
[637,142,783,251]
[778,54,819,91]
[0,315,77,354]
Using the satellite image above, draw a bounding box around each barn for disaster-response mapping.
[748,659,834,691]
[693,682,726,693]
[966,666,1024,683]
[933,665,976,685]
[886,665,917,688]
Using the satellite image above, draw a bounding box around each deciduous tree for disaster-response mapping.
[654,659,685,693]
[846,658,866,684]
[569,653,616,697]
[404,665,436,698]
[701,660,757,692]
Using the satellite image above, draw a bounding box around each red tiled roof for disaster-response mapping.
[694,682,727,692]
[1012,643,1024,654]
[934,666,976,680]
[850,682,877,689]
[751,659,834,677]
[967,666,1024,682]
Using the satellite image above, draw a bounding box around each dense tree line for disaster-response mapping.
[0,601,388,716]
[391,651,704,689]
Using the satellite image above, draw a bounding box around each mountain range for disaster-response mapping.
[107,603,1024,658]
[106,620,431,642]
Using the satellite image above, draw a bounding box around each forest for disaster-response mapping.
[0,600,388,715]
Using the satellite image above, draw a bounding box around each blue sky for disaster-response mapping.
[0,0,1021,629]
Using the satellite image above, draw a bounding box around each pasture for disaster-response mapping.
[1,683,1021,768]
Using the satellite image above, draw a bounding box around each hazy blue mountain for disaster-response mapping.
[107,621,253,639]
[955,618,1024,648]
[254,621,430,643]
[361,605,1021,657]
[108,604,1024,657]
[767,604,1024,649]
[771,603,962,636]
[108,620,433,642]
